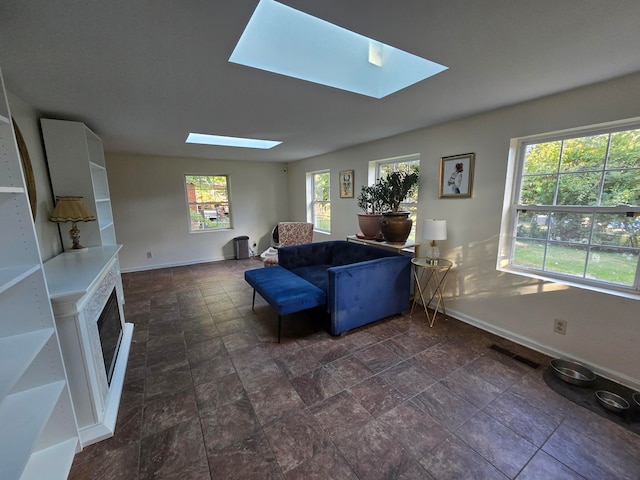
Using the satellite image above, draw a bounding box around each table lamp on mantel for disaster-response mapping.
[423,219,447,265]
[50,196,96,252]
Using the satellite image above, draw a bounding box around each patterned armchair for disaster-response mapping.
[263,222,314,266]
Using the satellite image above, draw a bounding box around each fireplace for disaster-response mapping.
[97,289,123,385]
[44,246,134,448]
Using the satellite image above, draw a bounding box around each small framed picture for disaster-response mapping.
[339,170,354,198]
[439,153,475,198]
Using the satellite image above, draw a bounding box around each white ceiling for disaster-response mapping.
[2,0,640,162]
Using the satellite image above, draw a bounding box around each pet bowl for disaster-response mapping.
[550,359,596,387]
[595,390,630,413]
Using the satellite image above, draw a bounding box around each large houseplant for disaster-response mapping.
[378,170,419,243]
[356,184,385,239]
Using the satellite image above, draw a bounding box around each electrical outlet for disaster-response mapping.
[146,251,152,259]
[553,319,567,335]
[253,242,257,248]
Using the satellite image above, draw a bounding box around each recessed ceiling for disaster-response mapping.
[186,132,281,149]
[229,0,447,99]
[1,0,640,162]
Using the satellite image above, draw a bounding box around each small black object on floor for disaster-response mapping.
[543,367,640,435]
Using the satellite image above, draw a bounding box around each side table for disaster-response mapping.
[410,258,452,327]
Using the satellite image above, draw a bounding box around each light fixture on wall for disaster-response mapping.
[50,196,96,251]
[423,219,447,265]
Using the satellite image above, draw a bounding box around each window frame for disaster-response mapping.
[307,169,331,233]
[497,118,640,299]
[184,174,233,233]
[370,154,420,242]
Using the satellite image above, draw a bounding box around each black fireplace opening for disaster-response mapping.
[97,289,123,385]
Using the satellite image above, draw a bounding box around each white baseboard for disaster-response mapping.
[445,306,640,391]
[120,255,237,273]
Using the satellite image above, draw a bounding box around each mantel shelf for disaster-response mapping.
[44,245,122,300]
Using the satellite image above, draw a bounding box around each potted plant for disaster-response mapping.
[356,184,385,239]
[378,169,419,243]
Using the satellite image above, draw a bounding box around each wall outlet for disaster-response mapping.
[146,251,152,259]
[553,319,567,335]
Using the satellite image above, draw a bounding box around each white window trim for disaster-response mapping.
[184,174,233,233]
[497,118,640,300]
[306,169,331,234]
[369,153,421,241]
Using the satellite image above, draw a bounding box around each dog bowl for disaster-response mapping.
[550,359,596,386]
[595,390,630,413]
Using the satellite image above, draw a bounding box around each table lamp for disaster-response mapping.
[423,219,447,264]
[50,196,96,251]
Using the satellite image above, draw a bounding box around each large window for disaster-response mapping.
[498,120,640,298]
[372,154,420,241]
[307,170,330,233]
[185,174,231,232]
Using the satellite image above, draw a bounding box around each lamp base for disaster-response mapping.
[65,246,89,253]
[425,242,440,264]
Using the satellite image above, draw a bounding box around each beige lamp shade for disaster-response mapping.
[50,196,96,250]
[423,219,447,262]
[422,219,447,241]
[50,196,96,223]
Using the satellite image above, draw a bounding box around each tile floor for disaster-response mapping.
[69,258,640,479]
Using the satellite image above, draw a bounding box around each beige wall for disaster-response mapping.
[9,71,640,388]
[106,153,292,271]
[288,72,640,388]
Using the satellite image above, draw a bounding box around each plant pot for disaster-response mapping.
[381,212,412,244]
[357,213,383,239]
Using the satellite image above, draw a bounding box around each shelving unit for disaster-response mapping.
[0,67,79,479]
[41,118,116,249]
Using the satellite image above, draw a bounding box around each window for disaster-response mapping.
[372,154,420,241]
[185,175,231,232]
[307,170,330,233]
[498,120,640,298]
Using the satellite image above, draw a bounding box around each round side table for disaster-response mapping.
[410,257,452,327]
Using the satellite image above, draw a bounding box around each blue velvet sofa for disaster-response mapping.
[277,240,411,335]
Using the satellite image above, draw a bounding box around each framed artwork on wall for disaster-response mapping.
[439,153,475,198]
[339,170,354,198]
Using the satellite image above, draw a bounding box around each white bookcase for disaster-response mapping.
[0,68,79,479]
[41,118,116,249]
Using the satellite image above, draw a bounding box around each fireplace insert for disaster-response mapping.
[97,289,123,385]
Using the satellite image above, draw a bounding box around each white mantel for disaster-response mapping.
[44,246,133,447]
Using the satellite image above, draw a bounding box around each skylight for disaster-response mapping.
[186,133,282,149]
[229,0,448,99]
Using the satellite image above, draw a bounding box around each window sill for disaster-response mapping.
[497,266,640,300]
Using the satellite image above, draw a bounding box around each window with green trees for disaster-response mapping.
[185,174,231,232]
[499,121,640,297]
[374,155,420,241]
[308,170,330,232]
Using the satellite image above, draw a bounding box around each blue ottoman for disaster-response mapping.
[244,266,327,342]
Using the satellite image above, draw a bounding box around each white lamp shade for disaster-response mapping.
[422,219,447,241]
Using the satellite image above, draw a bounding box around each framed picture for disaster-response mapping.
[439,153,475,198]
[339,170,354,198]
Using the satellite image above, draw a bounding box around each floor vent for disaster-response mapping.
[489,344,541,369]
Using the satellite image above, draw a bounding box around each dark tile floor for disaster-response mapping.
[69,258,640,479]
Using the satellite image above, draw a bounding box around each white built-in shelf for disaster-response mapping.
[1,65,79,479]
[0,186,25,193]
[20,437,78,480]
[0,264,40,294]
[0,329,53,399]
[0,381,66,480]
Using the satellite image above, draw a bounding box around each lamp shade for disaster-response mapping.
[50,196,96,223]
[422,219,447,240]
